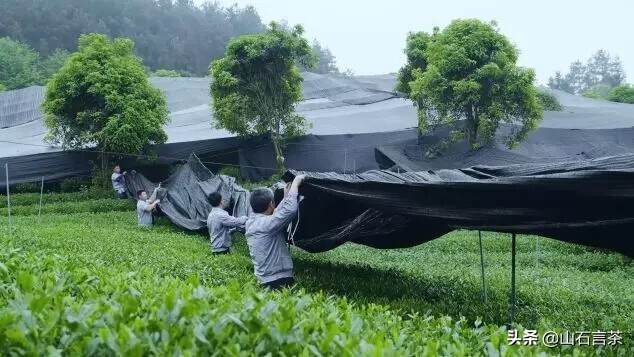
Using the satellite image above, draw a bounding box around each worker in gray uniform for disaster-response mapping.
[207,191,247,255]
[245,174,305,290]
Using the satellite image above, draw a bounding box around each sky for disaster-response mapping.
[203,0,634,85]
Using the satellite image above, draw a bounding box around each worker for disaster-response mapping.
[136,188,160,227]
[111,165,127,199]
[245,174,305,290]
[207,192,248,255]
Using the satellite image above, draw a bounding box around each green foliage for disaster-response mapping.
[218,166,242,181]
[0,198,132,216]
[0,37,41,90]
[39,48,70,81]
[0,209,631,354]
[536,90,563,111]
[548,50,625,95]
[399,19,543,149]
[59,177,91,193]
[582,83,612,100]
[302,39,339,74]
[0,83,6,92]
[153,69,181,77]
[0,0,265,76]
[0,244,516,356]
[608,84,634,104]
[396,31,432,95]
[0,190,112,208]
[10,182,40,194]
[91,165,115,191]
[43,33,169,155]
[210,22,315,170]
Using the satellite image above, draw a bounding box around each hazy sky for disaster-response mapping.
[204,0,633,85]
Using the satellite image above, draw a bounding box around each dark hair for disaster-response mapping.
[250,188,274,213]
[137,190,146,198]
[114,164,120,169]
[209,192,222,207]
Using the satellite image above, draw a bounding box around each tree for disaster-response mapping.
[608,84,634,104]
[43,34,169,159]
[210,22,315,171]
[0,0,265,76]
[0,37,41,90]
[153,69,181,77]
[40,49,70,82]
[396,31,433,94]
[397,19,543,149]
[582,83,612,100]
[536,90,563,111]
[564,60,588,94]
[303,40,339,74]
[547,71,573,94]
[548,50,626,94]
[585,50,625,89]
[0,83,5,92]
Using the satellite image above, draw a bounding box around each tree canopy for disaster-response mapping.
[0,37,70,90]
[0,0,264,76]
[302,40,340,74]
[548,50,626,95]
[0,37,42,90]
[43,33,169,156]
[397,19,543,149]
[210,22,315,170]
[608,84,634,104]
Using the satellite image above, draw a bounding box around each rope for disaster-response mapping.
[288,197,302,246]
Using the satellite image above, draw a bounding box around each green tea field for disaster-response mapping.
[0,192,632,355]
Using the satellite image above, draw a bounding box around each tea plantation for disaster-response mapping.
[0,192,632,355]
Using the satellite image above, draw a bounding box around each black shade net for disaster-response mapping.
[283,154,634,257]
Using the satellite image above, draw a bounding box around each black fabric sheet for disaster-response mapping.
[283,154,634,257]
[238,130,418,181]
[124,154,249,231]
[376,125,634,172]
[0,150,97,186]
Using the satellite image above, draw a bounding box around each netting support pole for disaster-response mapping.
[38,176,45,223]
[343,149,348,174]
[478,231,487,304]
[509,233,517,326]
[5,163,12,235]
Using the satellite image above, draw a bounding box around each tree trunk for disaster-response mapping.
[271,126,285,174]
[100,149,108,171]
[466,106,479,149]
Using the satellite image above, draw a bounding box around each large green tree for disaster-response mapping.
[397,19,543,149]
[210,22,315,171]
[43,33,169,157]
[0,37,41,90]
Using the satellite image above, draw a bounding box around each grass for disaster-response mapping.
[0,192,632,355]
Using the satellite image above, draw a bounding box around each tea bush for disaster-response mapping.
[0,190,113,208]
[1,198,133,216]
[0,202,631,354]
